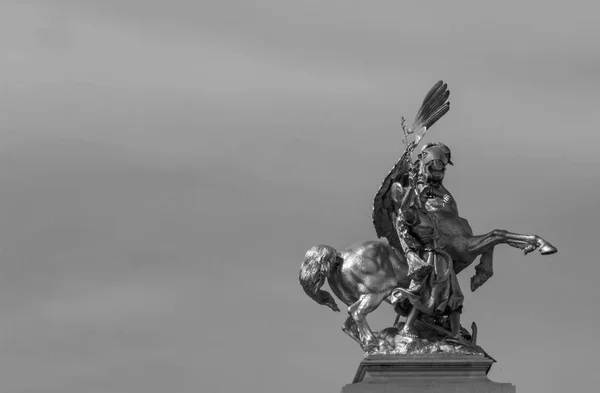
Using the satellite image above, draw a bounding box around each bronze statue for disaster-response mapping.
[299,81,557,354]
[300,241,411,351]
[387,148,465,342]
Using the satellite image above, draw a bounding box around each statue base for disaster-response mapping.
[341,354,515,393]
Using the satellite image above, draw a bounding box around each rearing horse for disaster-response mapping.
[372,81,556,292]
[373,141,557,294]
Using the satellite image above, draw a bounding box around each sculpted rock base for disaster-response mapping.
[341,354,515,393]
[373,333,486,356]
[366,318,488,357]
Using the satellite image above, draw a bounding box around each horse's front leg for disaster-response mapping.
[465,229,557,291]
[471,249,494,292]
[465,229,557,256]
[502,232,558,256]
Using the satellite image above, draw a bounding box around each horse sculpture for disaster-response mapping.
[374,141,557,292]
[300,240,411,350]
[299,81,557,351]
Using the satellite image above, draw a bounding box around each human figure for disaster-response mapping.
[389,170,464,340]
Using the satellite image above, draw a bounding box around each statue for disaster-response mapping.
[387,150,466,342]
[301,240,411,352]
[299,81,557,355]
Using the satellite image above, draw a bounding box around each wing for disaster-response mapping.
[411,81,450,144]
[372,81,451,248]
[372,149,412,249]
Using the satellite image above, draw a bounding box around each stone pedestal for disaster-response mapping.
[341,354,515,392]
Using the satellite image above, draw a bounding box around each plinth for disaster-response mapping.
[341,354,515,392]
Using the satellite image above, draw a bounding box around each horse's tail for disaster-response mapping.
[299,245,341,312]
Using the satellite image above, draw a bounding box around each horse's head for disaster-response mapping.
[418,142,453,186]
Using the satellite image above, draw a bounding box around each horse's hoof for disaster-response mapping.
[470,273,489,292]
[539,242,557,255]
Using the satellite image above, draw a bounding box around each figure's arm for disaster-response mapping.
[392,204,431,279]
[390,182,418,224]
[390,182,420,246]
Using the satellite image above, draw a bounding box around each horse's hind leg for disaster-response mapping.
[342,317,364,349]
[348,293,387,349]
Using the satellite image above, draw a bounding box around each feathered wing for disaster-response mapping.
[372,81,451,248]
[412,81,450,144]
[372,150,412,249]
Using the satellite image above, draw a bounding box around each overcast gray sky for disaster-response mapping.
[0,1,598,392]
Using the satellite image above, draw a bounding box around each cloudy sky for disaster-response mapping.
[0,1,598,392]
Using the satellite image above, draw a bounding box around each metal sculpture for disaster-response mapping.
[299,81,557,353]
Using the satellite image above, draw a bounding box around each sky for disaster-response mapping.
[0,1,599,392]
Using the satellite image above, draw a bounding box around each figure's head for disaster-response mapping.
[418,142,453,185]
